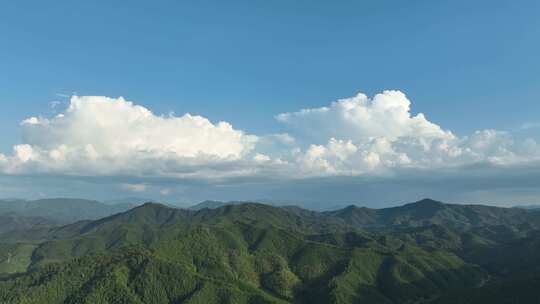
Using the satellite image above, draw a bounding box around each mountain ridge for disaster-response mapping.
[0,198,137,223]
[2,198,540,303]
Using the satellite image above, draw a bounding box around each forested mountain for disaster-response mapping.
[189,200,228,210]
[0,213,59,235]
[326,198,539,230]
[1,199,540,303]
[0,198,136,223]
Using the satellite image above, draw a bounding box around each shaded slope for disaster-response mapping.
[327,198,540,231]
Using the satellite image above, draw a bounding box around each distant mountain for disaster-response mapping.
[513,204,540,210]
[327,198,539,230]
[189,200,228,210]
[103,197,153,205]
[0,198,137,223]
[188,200,277,210]
[251,199,352,211]
[190,199,358,211]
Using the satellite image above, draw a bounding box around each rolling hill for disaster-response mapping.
[1,199,540,303]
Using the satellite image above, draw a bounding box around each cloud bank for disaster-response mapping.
[1,96,258,178]
[279,91,539,176]
[1,91,539,205]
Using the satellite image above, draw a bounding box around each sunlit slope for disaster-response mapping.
[0,202,488,304]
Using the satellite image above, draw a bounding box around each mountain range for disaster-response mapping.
[0,198,137,223]
[0,198,539,303]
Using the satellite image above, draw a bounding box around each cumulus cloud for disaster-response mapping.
[276,91,540,176]
[0,91,539,184]
[276,90,452,143]
[0,96,258,178]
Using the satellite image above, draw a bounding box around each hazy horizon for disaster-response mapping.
[0,195,535,210]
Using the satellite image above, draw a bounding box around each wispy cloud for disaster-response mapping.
[121,183,147,193]
[49,100,62,110]
[521,122,540,130]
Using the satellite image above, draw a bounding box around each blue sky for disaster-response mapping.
[1,1,539,207]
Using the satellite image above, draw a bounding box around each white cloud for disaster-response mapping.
[13,145,38,163]
[21,117,41,125]
[49,100,62,109]
[0,91,539,183]
[121,183,147,193]
[22,96,257,159]
[277,91,540,176]
[253,153,271,162]
[160,188,172,196]
[276,90,453,144]
[1,96,258,178]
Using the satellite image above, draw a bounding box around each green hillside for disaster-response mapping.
[1,200,540,303]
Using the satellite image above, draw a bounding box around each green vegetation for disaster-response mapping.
[1,199,540,303]
[0,243,37,275]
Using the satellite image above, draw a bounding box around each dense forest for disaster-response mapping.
[0,199,540,303]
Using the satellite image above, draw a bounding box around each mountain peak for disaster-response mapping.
[342,204,359,210]
[408,198,444,207]
[189,200,227,210]
[133,201,171,211]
